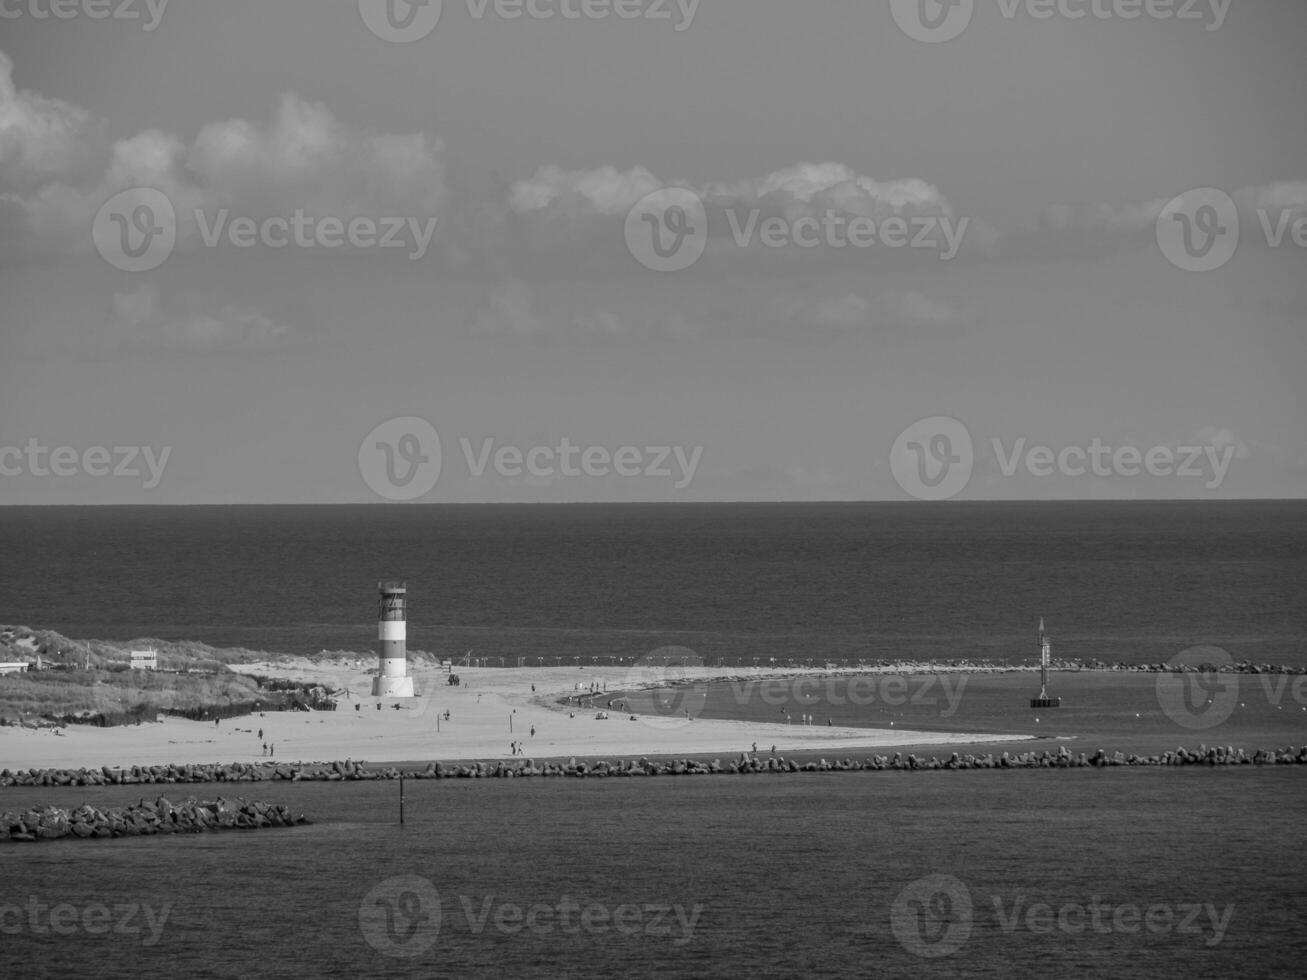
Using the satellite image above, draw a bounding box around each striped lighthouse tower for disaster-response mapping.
[372,581,415,698]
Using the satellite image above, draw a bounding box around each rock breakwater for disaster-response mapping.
[1,796,311,843]
[2,744,1304,789]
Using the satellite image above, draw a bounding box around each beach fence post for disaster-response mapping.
[399,774,405,826]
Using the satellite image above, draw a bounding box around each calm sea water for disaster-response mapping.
[1,771,1304,979]
[628,672,1307,757]
[1,501,1304,665]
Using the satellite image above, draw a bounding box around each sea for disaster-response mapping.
[1,501,1305,978]
[1,501,1304,665]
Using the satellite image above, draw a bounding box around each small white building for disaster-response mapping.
[130,649,159,671]
[0,662,29,675]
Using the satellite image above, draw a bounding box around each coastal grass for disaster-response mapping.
[0,669,273,725]
[0,625,347,725]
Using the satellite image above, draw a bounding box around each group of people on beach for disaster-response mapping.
[784,710,830,726]
[508,725,537,756]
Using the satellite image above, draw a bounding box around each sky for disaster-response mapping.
[0,0,1304,503]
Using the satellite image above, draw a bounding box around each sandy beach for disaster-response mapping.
[0,662,1034,771]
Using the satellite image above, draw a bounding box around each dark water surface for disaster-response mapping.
[2,501,1304,664]
[2,770,1304,979]
[632,672,1307,756]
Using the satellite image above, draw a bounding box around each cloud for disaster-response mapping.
[2,49,448,256]
[1,50,987,275]
[771,288,978,335]
[468,279,690,344]
[882,289,978,326]
[0,50,103,190]
[469,279,547,340]
[1032,181,1307,254]
[496,159,1005,276]
[511,161,955,222]
[510,164,663,216]
[187,92,446,218]
[571,309,634,340]
[1235,182,1307,220]
[702,162,953,220]
[102,283,297,354]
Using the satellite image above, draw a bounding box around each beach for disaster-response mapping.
[0,662,1036,771]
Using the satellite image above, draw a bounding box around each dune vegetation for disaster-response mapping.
[0,626,332,726]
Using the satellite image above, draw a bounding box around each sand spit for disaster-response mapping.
[1,664,1033,770]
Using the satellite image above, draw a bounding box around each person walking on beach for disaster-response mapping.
[530,726,535,737]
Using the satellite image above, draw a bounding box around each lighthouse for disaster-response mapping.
[372,581,415,698]
[1030,617,1061,708]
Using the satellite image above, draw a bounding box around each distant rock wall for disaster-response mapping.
[0,796,310,843]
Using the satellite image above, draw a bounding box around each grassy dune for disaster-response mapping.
[0,626,328,725]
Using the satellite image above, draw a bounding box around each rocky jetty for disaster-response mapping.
[2,745,1304,789]
[0,796,311,843]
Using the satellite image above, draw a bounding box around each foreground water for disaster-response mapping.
[1,771,1303,978]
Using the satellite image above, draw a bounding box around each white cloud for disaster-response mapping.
[2,49,448,255]
[188,92,446,218]
[703,162,953,220]
[105,283,296,354]
[510,160,955,222]
[0,50,102,190]
[1036,182,1307,246]
[510,164,663,216]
